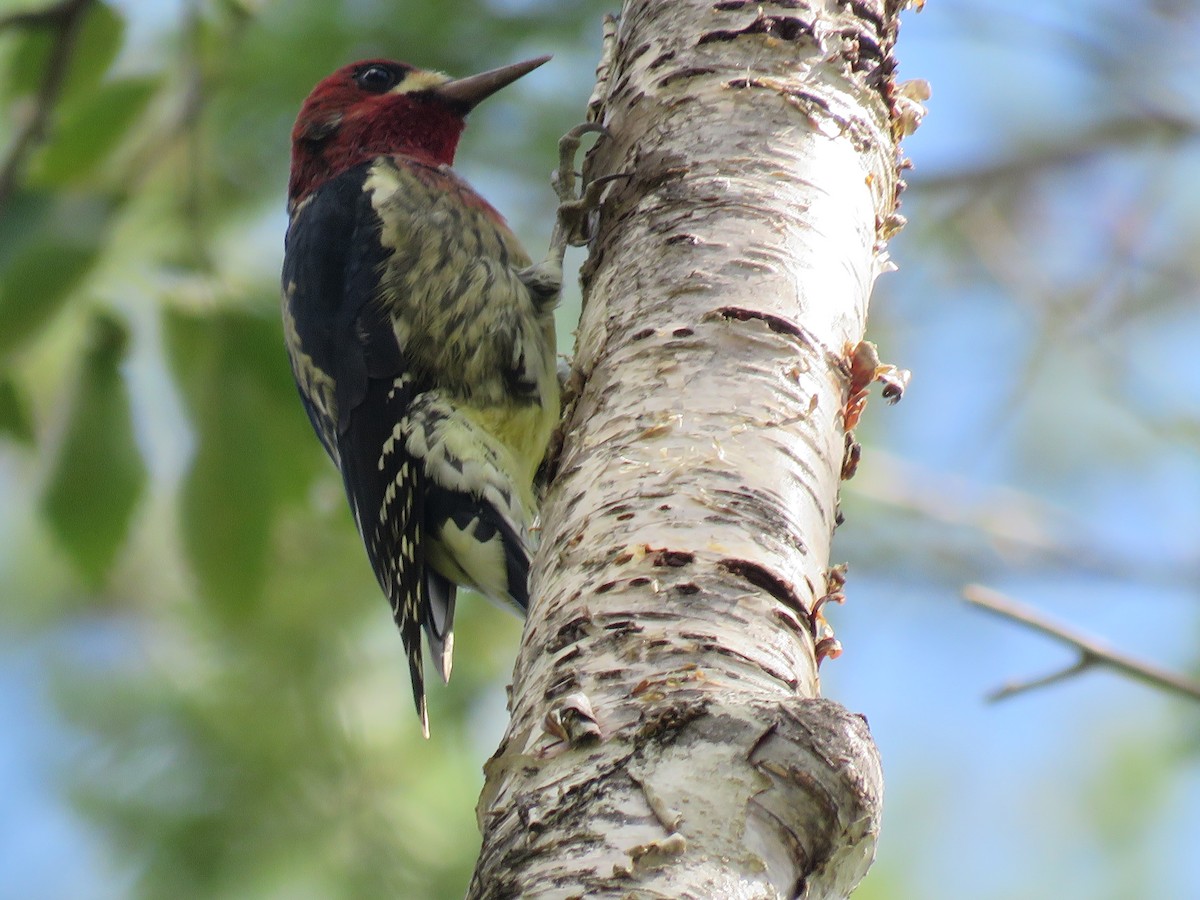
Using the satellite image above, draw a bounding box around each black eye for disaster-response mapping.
[355,64,398,93]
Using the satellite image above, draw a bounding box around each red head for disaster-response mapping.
[288,55,550,209]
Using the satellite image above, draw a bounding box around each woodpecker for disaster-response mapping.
[282,56,586,735]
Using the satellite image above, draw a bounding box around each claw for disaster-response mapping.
[552,122,612,205]
[550,122,617,247]
[519,122,619,309]
[575,172,631,230]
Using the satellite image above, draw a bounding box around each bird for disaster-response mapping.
[281,55,589,736]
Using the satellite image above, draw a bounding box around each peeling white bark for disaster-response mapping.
[471,1,912,897]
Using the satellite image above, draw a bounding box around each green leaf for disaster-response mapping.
[0,370,34,443]
[5,1,124,104]
[179,387,274,612]
[0,240,99,354]
[166,306,322,611]
[41,313,146,585]
[31,76,159,185]
[0,190,53,270]
[167,303,325,500]
[0,191,115,270]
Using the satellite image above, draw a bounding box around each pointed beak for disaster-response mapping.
[431,55,551,111]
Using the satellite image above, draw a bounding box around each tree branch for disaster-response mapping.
[963,584,1200,703]
[0,0,96,218]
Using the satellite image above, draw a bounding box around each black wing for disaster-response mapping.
[281,163,385,459]
[282,163,436,733]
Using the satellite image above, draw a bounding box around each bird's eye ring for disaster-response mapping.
[356,65,398,93]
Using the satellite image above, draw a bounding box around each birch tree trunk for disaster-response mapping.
[471,1,918,896]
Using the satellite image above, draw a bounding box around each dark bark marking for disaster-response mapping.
[719,558,808,617]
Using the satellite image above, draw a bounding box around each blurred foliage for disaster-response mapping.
[40,312,144,585]
[1,0,1199,898]
[0,0,593,895]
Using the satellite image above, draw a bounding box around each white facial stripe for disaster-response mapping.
[391,70,451,94]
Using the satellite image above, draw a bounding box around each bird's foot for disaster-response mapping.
[551,122,613,246]
[519,123,622,306]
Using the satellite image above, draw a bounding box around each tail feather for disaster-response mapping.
[424,571,457,684]
[403,631,429,739]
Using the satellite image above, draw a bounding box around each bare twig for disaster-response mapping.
[0,0,97,218]
[964,584,1200,704]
